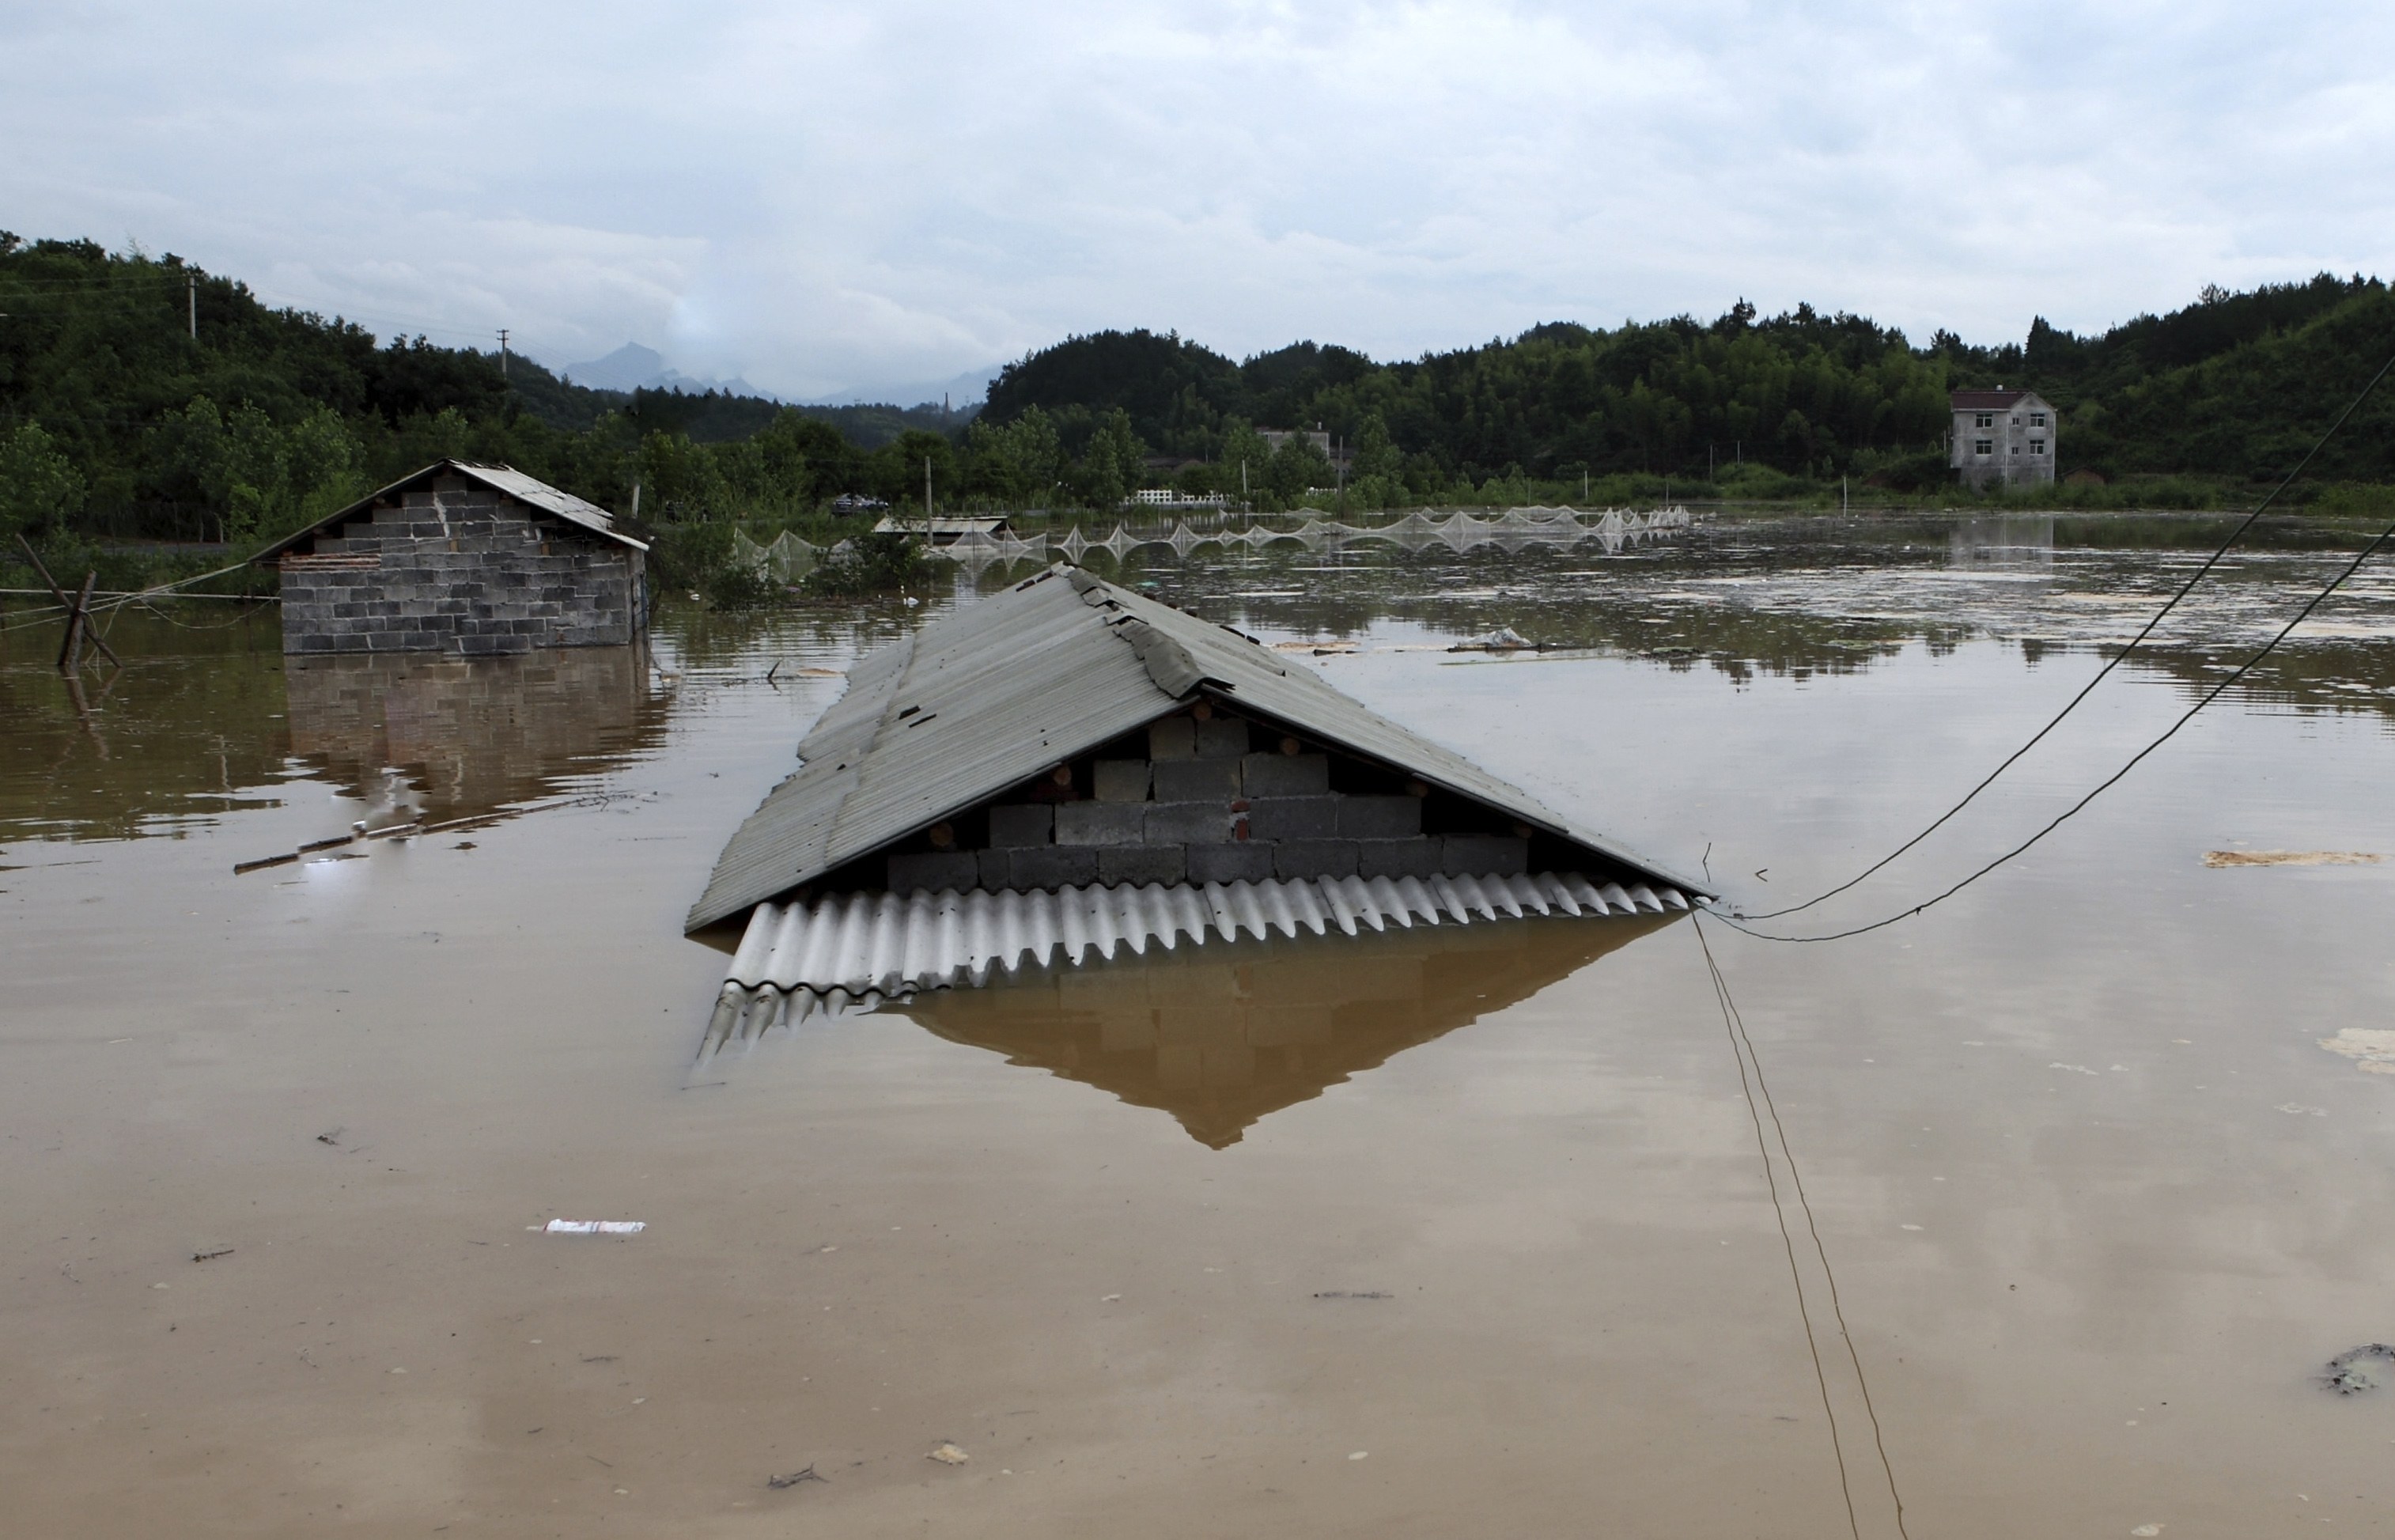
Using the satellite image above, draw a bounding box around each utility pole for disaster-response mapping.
[187,275,197,339]
[497,328,509,380]
[924,455,933,533]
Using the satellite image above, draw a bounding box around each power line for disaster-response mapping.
[1695,917,1909,1538]
[1742,343,2395,925]
[1711,499,2395,943]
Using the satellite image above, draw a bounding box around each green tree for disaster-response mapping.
[1352,411,1401,481]
[1092,407,1145,486]
[868,429,960,513]
[1217,419,1273,505]
[1265,429,1332,501]
[638,430,729,521]
[0,423,85,538]
[965,405,1062,505]
[1076,432,1126,509]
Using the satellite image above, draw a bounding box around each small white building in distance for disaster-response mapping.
[1950,388,2057,490]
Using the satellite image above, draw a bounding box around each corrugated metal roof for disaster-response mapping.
[250,459,649,562]
[701,869,1687,1051]
[686,562,1711,930]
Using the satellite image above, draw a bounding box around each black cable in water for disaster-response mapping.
[1714,501,2395,944]
[1696,917,1909,1538]
[1744,346,2395,923]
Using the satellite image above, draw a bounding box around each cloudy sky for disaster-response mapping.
[5,2,2389,400]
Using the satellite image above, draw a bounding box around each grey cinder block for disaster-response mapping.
[1153,758,1239,803]
[1092,759,1150,802]
[1337,796,1422,838]
[1187,843,1275,884]
[1009,845,1100,891]
[1145,801,1234,844]
[976,849,1011,888]
[987,804,1054,847]
[1100,845,1187,886]
[1055,801,1145,846]
[1273,839,1360,880]
[1244,796,1339,841]
[1240,752,1330,796]
[1357,838,1443,879]
[1441,834,1528,876]
[887,851,979,894]
[1194,716,1250,759]
[1148,717,1197,760]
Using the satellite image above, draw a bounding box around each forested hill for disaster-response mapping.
[5,227,2393,556]
[0,234,963,545]
[986,274,2395,490]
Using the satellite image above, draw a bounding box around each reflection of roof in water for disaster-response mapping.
[898,910,1677,1148]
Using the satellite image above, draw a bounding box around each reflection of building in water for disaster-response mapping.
[1947,514,2055,571]
[284,646,667,818]
[901,912,1674,1148]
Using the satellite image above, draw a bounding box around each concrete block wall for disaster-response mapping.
[884,706,1531,895]
[279,477,643,656]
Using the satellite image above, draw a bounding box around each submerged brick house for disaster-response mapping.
[254,460,649,656]
[1950,388,2057,490]
[691,564,1713,1011]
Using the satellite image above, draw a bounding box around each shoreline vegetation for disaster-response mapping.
[5,229,2394,602]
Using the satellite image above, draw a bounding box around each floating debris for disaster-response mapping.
[2323,1344,2394,1394]
[542,1219,645,1235]
[2202,849,2380,868]
[926,1442,969,1466]
[1451,626,1534,652]
[2318,1028,2395,1074]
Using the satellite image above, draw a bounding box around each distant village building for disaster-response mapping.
[255,460,649,656]
[1950,388,2057,490]
[1126,489,1229,509]
[1257,429,1334,457]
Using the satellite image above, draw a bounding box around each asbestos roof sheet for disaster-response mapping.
[250,458,649,561]
[686,563,1711,931]
[713,870,1687,1006]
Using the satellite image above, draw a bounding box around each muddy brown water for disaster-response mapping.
[5,513,2394,1537]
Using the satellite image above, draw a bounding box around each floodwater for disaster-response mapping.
[5,511,2394,1538]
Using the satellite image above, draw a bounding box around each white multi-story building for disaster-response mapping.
[1950,388,2057,490]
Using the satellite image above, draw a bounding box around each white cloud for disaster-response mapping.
[2,1,2389,398]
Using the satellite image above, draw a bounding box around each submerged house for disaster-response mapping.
[255,460,649,656]
[691,564,1709,1015]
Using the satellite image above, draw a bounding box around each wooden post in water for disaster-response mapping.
[15,534,123,672]
[58,571,95,672]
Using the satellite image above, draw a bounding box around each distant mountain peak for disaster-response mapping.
[562,341,774,401]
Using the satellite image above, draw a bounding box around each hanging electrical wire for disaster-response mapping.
[1742,346,2395,923]
[1709,498,2395,943]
